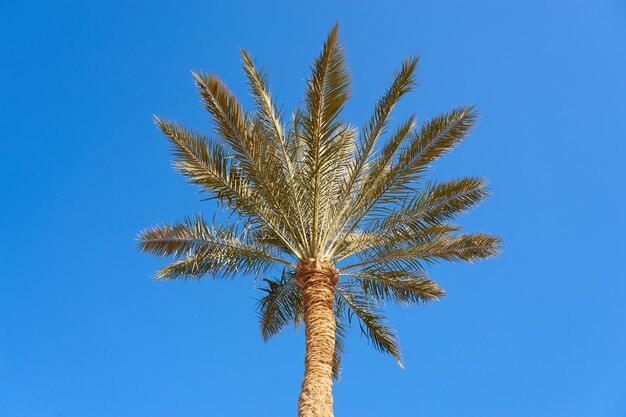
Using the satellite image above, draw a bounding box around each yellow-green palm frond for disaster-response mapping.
[390,105,479,186]
[327,57,419,237]
[333,223,461,262]
[239,49,286,153]
[342,232,502,273]
[154,117,251,210]
[193,70,306,255]
[335,283,403,367]
[332,308,349,380]
[326,106,478,258]
[240,49,310,245]
[353,56,419,172]
[385,177,490,225]
[154,116,302,256]
[192,71,248,156]
[331,177,490,260]
[324,114,418,251]
[137,214,294,280]
[344,270,445,306]
[257,272,302,342]
[300,23,351,255]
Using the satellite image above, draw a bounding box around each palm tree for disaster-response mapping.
[137,23,501,417]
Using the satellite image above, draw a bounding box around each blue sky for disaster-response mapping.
[1,0,625,416]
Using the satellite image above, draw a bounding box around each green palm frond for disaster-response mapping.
[331,176,489,261]
[155,117,302,256]
[345,270,445,306]
[327,57,419,236]
[257,272,303,341]
[352,56,419,173]
[152,251,232,280]
[323,114,418,252]
[192,71,249,156]
[335,283,403,367]
[301,23,351,255]
[332,307,348,381]
[137,214,294,280]
[389,106,479,189]
[420,233,503,263]
[193,71,306,256]
[240,49,285,144]
[333,223,461,262]
[240,49,309,244]
[342,232,502,272]
[394,176,490,225]
[154,117,249,208]
[327,106,478,258]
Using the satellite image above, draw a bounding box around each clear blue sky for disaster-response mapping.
[1,1,625,416]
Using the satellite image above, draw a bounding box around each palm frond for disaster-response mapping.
[240,49,309,245]
[327,106,478,257]
[154,117,249,208]
[332,306,348,380]
[257,272,302,341]
[345,270,445,306]
[387,177,489,226]
[193,71,307,254]
[240,49,285,144]
[418,232,503,263]
[354,56,419,172]
[137,214,293,280]
[342,232,502,272]
[335,283,403,367]
[192,71,249,156]
[323,114,417,253]
[301,22,351,255]
[334,223,461,262]
[335,56,419,215]
[397,177,490,225]
[332,176,489,261]
[392,106,479,184]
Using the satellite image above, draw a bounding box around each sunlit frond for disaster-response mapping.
[327,106,478,258]
[192,71,249,156]
[342,232,502,272]
[301,22,351,255]
[418,232,503,263]
[332,57,419,218]
[335,283,403,367]
[345,270,445,306]
[331,176,490,260]
[353,56,419,174]
[334,224,461,262]
[137,214,294,280]
[154,117,248,207]
[393,106,479,183]
[332,307,348,381]
[193,71,306,255]
[240,49,309,245]
[397,177,490,225]
[257,272,302,341]
[323,115,417,253]
[239,49,290,161]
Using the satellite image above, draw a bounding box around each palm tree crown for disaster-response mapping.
[138,23,501,397]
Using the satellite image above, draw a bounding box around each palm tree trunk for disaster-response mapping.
[296,259,338,417]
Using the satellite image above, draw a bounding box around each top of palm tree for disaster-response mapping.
[138,23,502,378]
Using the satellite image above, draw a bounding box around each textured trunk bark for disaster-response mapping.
[296,259,338,417]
